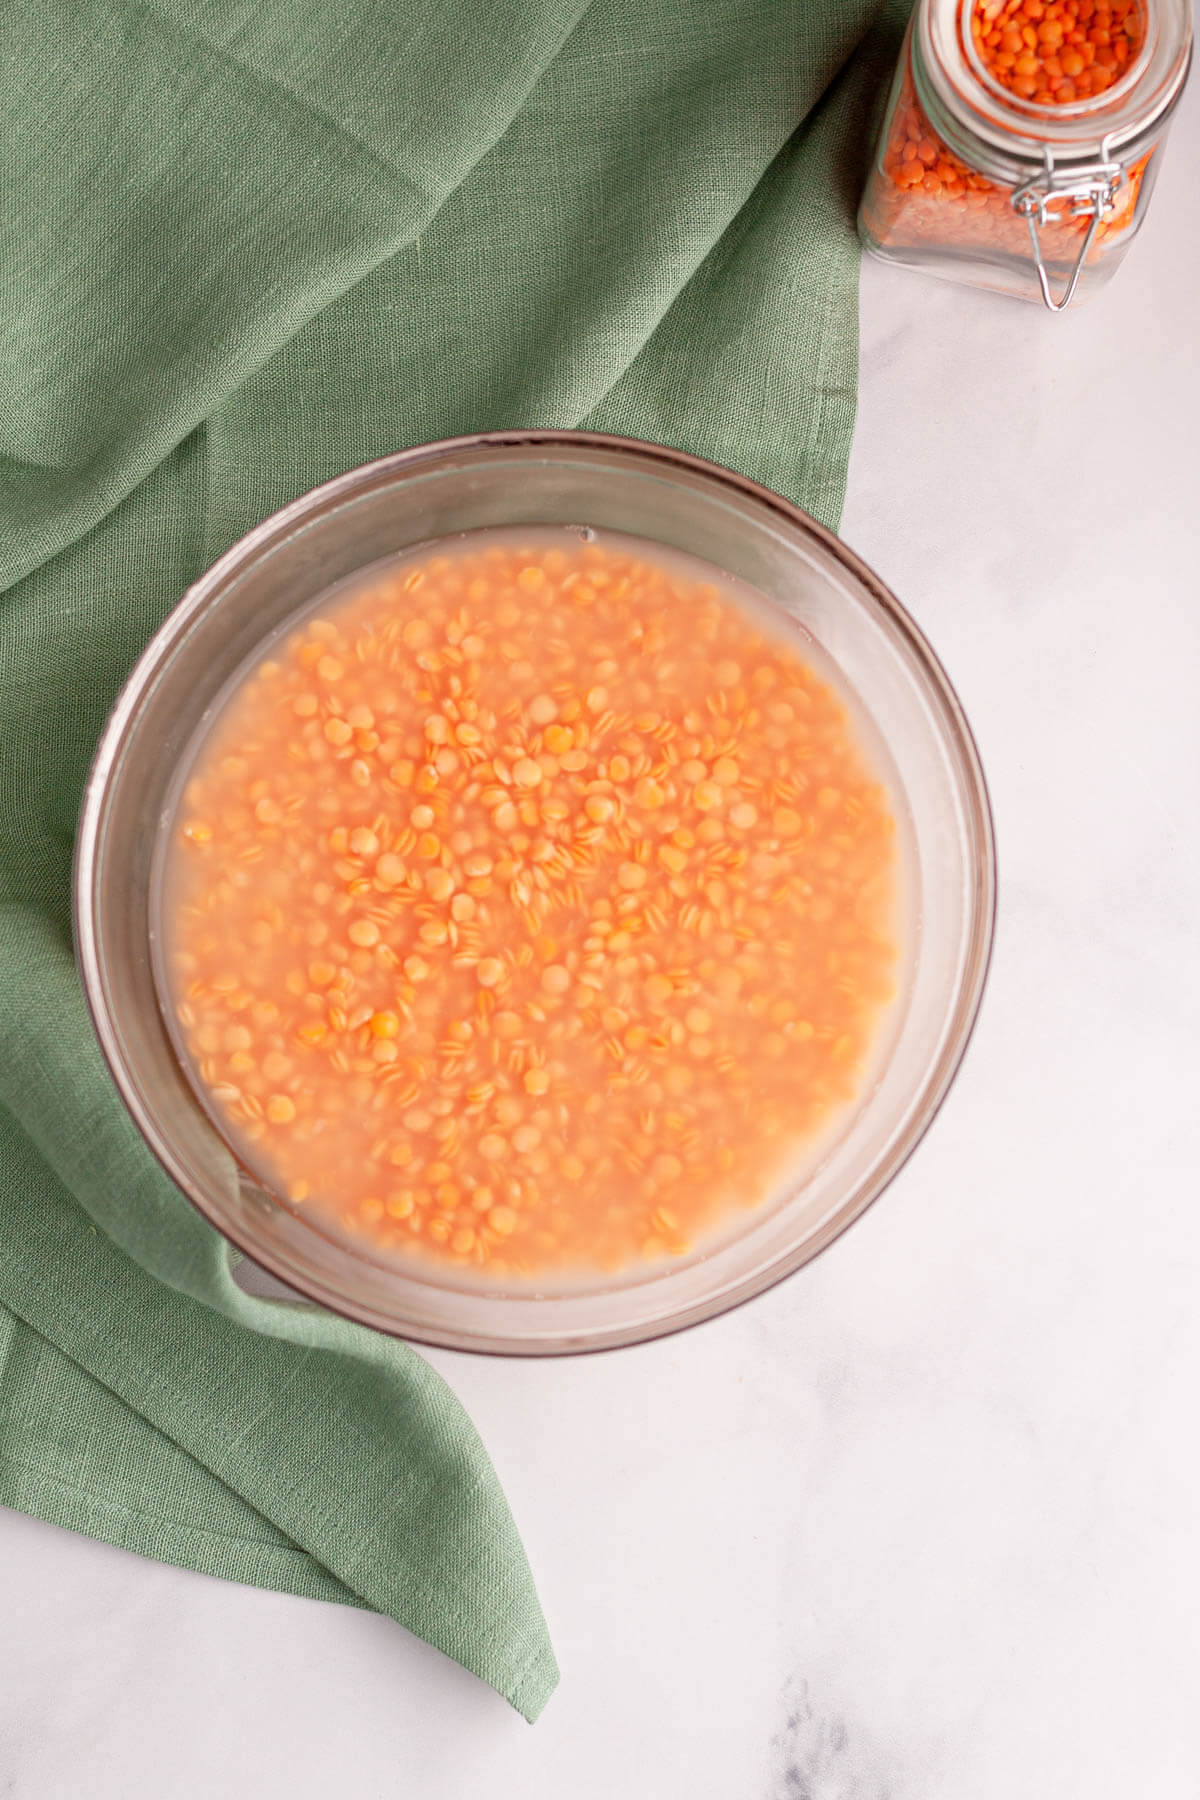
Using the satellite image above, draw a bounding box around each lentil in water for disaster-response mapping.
[162,531,901,1279]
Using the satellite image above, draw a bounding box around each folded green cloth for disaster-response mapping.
[1,0,891,1718]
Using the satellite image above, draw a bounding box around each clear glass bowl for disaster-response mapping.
[74,432,995,1354]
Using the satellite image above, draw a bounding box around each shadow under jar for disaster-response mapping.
[858,0,1192,308]
[74,433,995,1355]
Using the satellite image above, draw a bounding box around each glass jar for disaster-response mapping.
[858,0,1193,308]
[75,432,994,1355]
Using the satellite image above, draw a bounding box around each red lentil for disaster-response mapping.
[861,0,1149,266]
[163,532,902,1279]
[973,0,1143,100]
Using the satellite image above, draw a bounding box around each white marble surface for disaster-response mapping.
[4,76,1199,1800]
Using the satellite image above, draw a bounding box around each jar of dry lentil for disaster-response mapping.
[858,0,1192,308]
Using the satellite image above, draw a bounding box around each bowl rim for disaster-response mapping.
[74,428,997,1355]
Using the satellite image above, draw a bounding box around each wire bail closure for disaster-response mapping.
[1011,145,1124,312]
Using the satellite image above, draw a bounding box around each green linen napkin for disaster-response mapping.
[1,0,895,1718]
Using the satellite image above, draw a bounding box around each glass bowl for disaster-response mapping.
[74,432,995,1354]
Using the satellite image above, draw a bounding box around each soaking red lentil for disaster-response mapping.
[160,529,905,1279]
[858,0,1192,308]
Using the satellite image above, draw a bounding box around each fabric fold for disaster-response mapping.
[0,1102,555,1719]
[1,0,593,589]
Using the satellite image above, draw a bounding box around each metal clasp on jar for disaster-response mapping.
[1010,145,1125,312]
